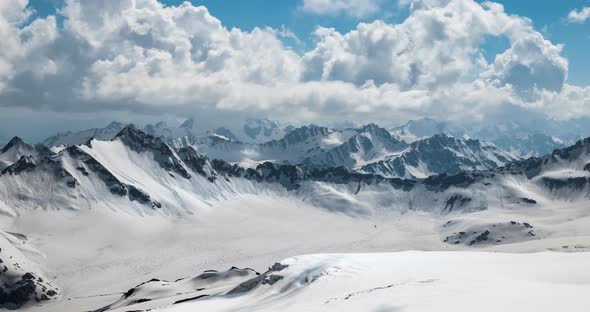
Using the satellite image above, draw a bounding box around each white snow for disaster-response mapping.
[0,140,37,171]
[157,251,590,312]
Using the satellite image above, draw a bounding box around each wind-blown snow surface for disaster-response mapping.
[10,194,590,312]
[147,252,590,312]
[1,127,589,311]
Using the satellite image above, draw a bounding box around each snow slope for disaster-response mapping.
[98,251,590,312]
[0,137,46,172]
[0,231,60,309]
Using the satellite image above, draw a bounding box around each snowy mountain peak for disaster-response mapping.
[358,123,392,137]
[281,125,331,144]
[113,124,143,140]
[1,136,27,153]
[302,124,407,168]
[114,125,192,179]
[0,137,38,171]
[105,121,125,130]
[361,133,520,179]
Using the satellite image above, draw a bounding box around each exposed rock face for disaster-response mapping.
[0,137,39,171]
[1,137,27,154]
[362,134,518,179]
[228,263,288,295]
[92,266,262,312]
[304,124,407,168]
[1,156,78,188]
[68,146,161,208]
[94,262,291,312]
[2,127,589,215]
[67,146,127,195]
[520,197,537,204]
[127,185,161,209]
[114,125,191,179]
[177,146,217,181]
[498,137,590,181]
[443,221,537,246]
[423,172,485,192]
[270,125,331,147]
[1,144,162,209]
[443,195,473,214]
[1,156,37,176]
[0,233,60,309]
[542,177,589,191]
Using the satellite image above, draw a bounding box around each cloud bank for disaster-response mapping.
[0,0,588,126]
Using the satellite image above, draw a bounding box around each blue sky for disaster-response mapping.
[28,0,590,85]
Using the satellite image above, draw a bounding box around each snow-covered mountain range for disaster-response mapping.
[2,124,589,217]
[2,123,590,311]
[38,116,586,169]
[390,116,590,158]
[34,120,524,179]
[361,133,520,178]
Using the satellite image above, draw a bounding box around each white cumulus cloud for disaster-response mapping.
[0,0,588,128]
[567,7,590,23]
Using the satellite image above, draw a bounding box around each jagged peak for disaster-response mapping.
[412,133,474,148]
[1,136,28,153]
[113,124,192,179]
[288,124,328,134]
[275,124,331,144]
[551,136,590,159]
[1,155,38,175]
[357,123,391,136]
[114,124,144,139]
[113,124,166,150]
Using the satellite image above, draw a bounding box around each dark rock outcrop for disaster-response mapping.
[114,125,191,179]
